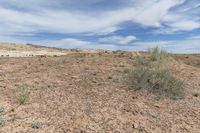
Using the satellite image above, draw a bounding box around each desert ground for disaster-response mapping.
[0,43,199,133]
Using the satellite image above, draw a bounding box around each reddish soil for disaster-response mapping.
[0,52,199,133]
[173,54,200,68]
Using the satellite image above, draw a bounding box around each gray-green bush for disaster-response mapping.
[14,84,29,104]
[133,56,150,66]
[129,47,184,99]
[148,46,169,61]
[0,107,5,128]
[0,116,5,127]
[128,67,184,99]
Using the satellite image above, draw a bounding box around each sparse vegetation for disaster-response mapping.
[31,122,41,129]
[0,107,5,128]
[128,67,184,99]
[77,53,86,62]
[148,46,169,61]
[0,43,199,132]
[14,84,30,104]
[0,116,5,128]
[0,107,4,114]
[123,68,130,74]
[129,47,184,99]
[133,56,150,66]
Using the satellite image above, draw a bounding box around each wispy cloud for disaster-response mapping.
[26,36,199,54]
[188,35,200,40]
[0,0,200,53]
[0,0,197,35]
[98,35,137,45]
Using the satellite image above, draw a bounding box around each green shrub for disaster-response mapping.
[14,84,29,104]
[128,67,184,99]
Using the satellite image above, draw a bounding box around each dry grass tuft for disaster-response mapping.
[14,84,30,104]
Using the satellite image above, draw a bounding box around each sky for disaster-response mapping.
[0,0,200,53]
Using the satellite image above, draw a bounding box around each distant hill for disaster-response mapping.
[0,42,68,57]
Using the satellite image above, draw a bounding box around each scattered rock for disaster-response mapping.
[154,103,161,108]
[132,123,139,129]
[71,76,79,79]
[149,112,158,118]
[184,125,192,132]
[193,93,199,97]
[132,96,137,99]
[92,80,97,83]
[0,84,6,88]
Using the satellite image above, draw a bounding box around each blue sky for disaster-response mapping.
[0,0,200,53]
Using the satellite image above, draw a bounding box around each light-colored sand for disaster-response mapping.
[0,42,68,57]
[0,50,67,57]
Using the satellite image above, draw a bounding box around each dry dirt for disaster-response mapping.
[173,54,200,68]
[0,51,199,133]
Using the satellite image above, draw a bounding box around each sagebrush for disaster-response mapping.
[14,84,29,104]
[148,46,169,61]
[128,67,184,99]
[129,47,184,99]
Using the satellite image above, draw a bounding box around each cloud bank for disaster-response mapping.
[0,0,200,53]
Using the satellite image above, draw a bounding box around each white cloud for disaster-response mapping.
[133,0,184,27]
[25,35,199,53]
[98,35,137,45]
[0,7,135,35]
[173,21,200,31]
[42,38,92,48]
[1,35,199,53]
[90,27,120,35]
[31,38,117,50]
[188,35,200,40]
[159,0,200,33]
[162,15,200,32]
[0,0,196,36]
[0,0,200,54]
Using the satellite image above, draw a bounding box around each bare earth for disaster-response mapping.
[0,44,200,133]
